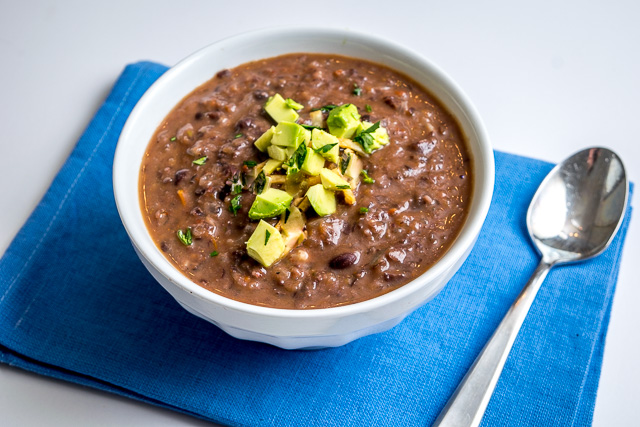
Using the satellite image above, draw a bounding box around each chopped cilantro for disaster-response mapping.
[361,170,375,184]
[313,143,338,154]
[170,136,177,142]
[253,171,266,195]
[359,207,369,214]
[210,251,219,257]
[284,142,307,171]
[353,121,381,154]
[265,230,271,245]
[311,104,338,112]
[365,104,372,112]
[176,228,192,246]
[234,133,243,139]
[336,185,351,190]
[192,156,207,166]
[284,208,291,223]
[229,195,242,215]
[352,84,362,96]
[285,98,304,110]
[301,124,323,131]
[340,153,350,175]
[243,160,257,167]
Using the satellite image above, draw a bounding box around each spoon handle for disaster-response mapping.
[433,259,553,427]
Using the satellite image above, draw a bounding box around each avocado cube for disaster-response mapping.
[320,168,351,191]
[311,128,340,163]
[264,94,299,124]
[248,188,293,220]
[305,184,336,217]
[326,104,361,139]
[301,146,325,176]
[246,220,285,267]
[254,126,275,152]
[267,145,288,161]
[355,121,390,152]
[271,122,307,148]
[263,159,283,175]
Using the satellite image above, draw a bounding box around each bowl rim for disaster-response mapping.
[113,26,494,320]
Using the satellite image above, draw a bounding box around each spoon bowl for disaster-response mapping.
[528,147,628,263]
[435,147,628,427]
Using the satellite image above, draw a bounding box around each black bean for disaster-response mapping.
[330,252,358,269]
[194,112,203,120]
[383,96,398,109]
[160,242,169,252]
[216,69,231,79]
[174,169,189,185]
[253,90,269,100]
[194,187,206,196]
[235,117,255,131]
[361,114,371,122]
[190,207,204,216]
[205,111,221,121]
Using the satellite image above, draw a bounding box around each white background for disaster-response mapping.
[1,1,638,425]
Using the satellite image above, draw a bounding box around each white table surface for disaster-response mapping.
[1,1,638,425]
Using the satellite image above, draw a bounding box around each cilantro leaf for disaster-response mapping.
[229,195,242,215]
[176,228,192,246]
[301,124,323,131]
[359,207,369,214]
[210,251,219,257]
[313,143,338,154]
[361,169,375,184]
[284,208,291,223]
[352,84,362,96]
[252,170,266,195]
[365,104,372,112]
[265,230,271,245]
[192,156,207,166]
[243,160,257,167]
[311,104,338,112]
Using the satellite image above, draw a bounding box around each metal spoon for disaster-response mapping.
[434,147,628,427]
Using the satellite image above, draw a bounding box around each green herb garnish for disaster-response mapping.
[253,170,266,195]
[352,84,362,96]
[365,104,372,112]
[192,156,207,166]
[243,160,257,167]
[284,208,291,223]
[361,169,375,184]
[265,230,271,245]
[301,124,323,131]
[340,153,350,175]
[234,133,243,139]
[336,185,351,190]
[284,142,307,171]
[313,143,338,154]
[176,228,192,246]
[229,195,242,215]
[210,251,219,257]
[285,98,304,110]
[353,121,381,154]
[311,104,338,112]
[170,136,177,142]
[359,207,369,214]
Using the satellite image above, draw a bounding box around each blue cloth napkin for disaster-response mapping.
[0,62,634,427]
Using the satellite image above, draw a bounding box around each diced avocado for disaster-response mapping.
[264,93,299,123]
[267,145,288,161]
[305,184,336,216]
[246,220,285,267]
[355,121,390,152]
[254,126,275,152]
[281,206,306,250]
[320,168,351,191]
[263,159,283,175]
[301,146,325,176]
[326,104,361,139]
[271,122,307,148]
[311,128,340,163]
[248,188,293,220]
[285,98,304,110]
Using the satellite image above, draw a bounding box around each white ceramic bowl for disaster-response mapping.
[113,28,494,350]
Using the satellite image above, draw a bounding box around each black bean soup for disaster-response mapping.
[140,53,472,309]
